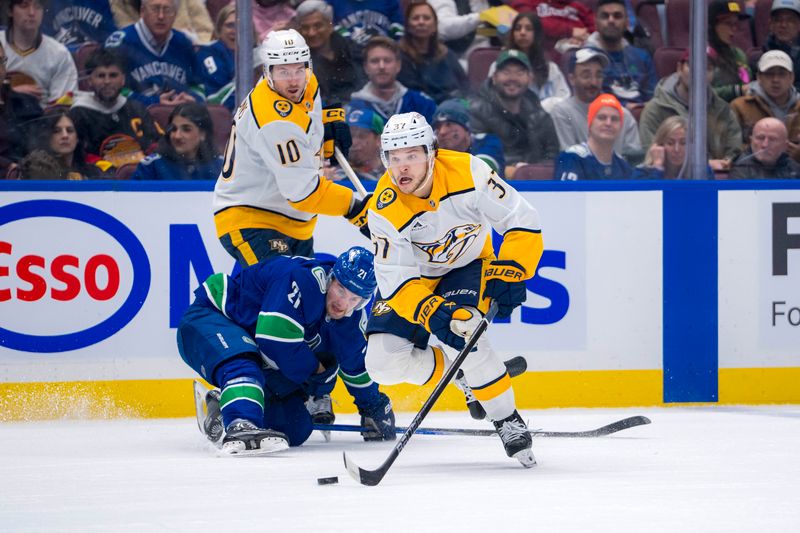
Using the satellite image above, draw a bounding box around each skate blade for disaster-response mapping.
[513,448,537,468]
[220,436,289,457]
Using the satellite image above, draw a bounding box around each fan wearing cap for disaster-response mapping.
[326,107,385,182]
[213,29,370,267]
[432,98,506,178]
[764,0,800,91]
[731,50,800,143]
[707,0,752,102]
[639,49,743,170]
[468,48,559,178]
[550,47,641,158]
[555,93,634,180]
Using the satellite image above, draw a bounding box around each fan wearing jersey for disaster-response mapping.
[213,29,370,266]
[364,112,543,468]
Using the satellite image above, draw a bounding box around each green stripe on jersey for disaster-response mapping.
[202,273,228,316]
[219,383,265,410]
[256,312,304,342]
[338,369,373,388]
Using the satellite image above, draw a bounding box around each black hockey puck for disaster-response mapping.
[317,476,339,485]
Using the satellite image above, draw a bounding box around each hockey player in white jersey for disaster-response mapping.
[213,29,370,266]
[364,112,544,467]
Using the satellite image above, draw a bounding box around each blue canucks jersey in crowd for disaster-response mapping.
[42,0,117,51]
[191,256,381,408]
[555,143,633,180]
[471,132,506,179]
[131,153,223,181]
[105,21,204,106]
[329,0,404,45]
[196,40,235,111]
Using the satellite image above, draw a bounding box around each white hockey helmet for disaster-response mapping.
[259,29,312,91]
[380,112,437,187]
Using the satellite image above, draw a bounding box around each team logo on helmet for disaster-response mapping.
[376,189,396,209]
[274,100,293,118]
[413,223,482,264]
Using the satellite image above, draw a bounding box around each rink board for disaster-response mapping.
[0,181,798,420]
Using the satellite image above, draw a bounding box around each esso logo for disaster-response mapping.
[0,200,151,352]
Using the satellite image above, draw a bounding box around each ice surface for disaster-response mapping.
[1,406,798,532]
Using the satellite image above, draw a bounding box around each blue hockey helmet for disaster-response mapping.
[331,246,377,300]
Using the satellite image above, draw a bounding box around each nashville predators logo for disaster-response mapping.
[269,239,290,253]
[274,100,293,118]
[376,189,396,209]
[371,300,392,316]
[413,224,482,265]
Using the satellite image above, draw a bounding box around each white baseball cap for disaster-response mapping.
[771,0,800,16]
[758,50,794,73]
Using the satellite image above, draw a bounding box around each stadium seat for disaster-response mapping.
[653,46,686,78]
[146,104,174,132]
[512,163,556,181]
[753,0,773,48]
[747,46,764,72]
[72,41,101,91]
[635,0,666,50]
[114,162,138,180]
[467,47,501,91]
[206,0,230,22]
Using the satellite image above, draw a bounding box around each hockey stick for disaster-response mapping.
[343,301,499,486]
[334,146,369,198]
[318,415,651,438]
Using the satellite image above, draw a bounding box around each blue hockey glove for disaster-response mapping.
[322,104,351,160]
[358,392,396,441]
[483,260,527,319]
[305,360,339,398]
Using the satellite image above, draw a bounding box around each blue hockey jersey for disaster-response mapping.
[348,87,437,124]
[329,0,404,45]
[471,132,506,179]
[104,21,204,106]
[43,0,117,51]
[555,143,634,180]
[196,40,235,111]
[131,153,222,181]
[193,256,381,407]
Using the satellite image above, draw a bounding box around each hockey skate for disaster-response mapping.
[221,419,289,456]
[202,388,224,443]
[305,394,335,442]
[493,411,536,468]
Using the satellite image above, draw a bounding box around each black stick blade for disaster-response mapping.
[343,451,385,486]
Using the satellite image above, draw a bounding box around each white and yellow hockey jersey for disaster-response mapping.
[213,74,354,240]
[368,149,544,326]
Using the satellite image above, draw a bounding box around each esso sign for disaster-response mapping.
[0,200,151,353]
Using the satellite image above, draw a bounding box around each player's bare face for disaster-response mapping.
[90,66,125,104]
[326,279,363,319]
[170,115,204,160]
[388,146,429,195]
[271,63,307,103]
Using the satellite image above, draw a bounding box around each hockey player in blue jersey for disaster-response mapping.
[555,93,634,180]
[177,246,396,455]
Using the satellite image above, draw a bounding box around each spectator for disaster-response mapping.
[509,0,595,53]
[639,50,742,169]
[469,49,559,177]
[349,36,437,123]
[0,0,78,106]
[28,108,111,180]
[0,39,42,177]
[105,0,204,106]
[708,0,752,102]
[397,0,469,104]
[328,0,404,51]
[327,107,385,182]
[555,93,633,180]
[296,0,364,106]
[505,11,570,111]
[764,0,800,91]
[132,102,222,180]
[16,149,80,180]
[432,97,506,178]
[584,0,656,110]
[731,50,800,142]
[111,0,214,43]
[42,0,117,51]
[428,0,493,60]
[637,116,714,179]
[70,49,162,167]
[253,0,296,41]
[730,117,800,178]
[197,3,237,110]
[549,47,641,157]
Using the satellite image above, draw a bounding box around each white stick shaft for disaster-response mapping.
[334,147,369,198]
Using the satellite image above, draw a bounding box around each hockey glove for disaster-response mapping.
[358,392,396,441]
[305,359,339,398]
[322,104,351,160]
[483,260,527,319]
[344,193,372,238]
[421,297,475,351]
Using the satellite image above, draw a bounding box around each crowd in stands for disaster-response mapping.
[2,0,800,181]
